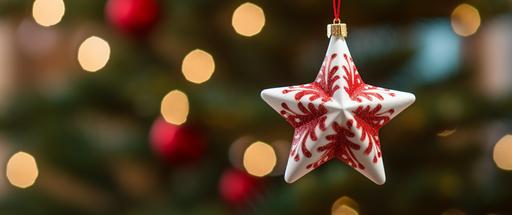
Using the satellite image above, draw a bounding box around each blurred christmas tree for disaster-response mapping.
[0,0,511,214]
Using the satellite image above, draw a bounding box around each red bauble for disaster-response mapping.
[105,0,160,37]
[219,169,259,205]
[150,118,206,165]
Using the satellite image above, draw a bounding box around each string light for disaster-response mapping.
[493,135,512,171]
[243,141,276,177]
[451,4,481,37]
[6,151,39,189]
[160,90,189,125]
[331,196,359,215]
[32,0,65,27]
[232,2,266,37]
[181,49,215,84]
[78,36,111,72]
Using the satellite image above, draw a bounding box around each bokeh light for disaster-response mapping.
[181,49,215,84]
[243,141,276,177]
[493,135,512,171]
[232,2,265,37]
[32,0,65,27]
[160,90,189,125]
[78,36,111,72]
[6,151,39,189]
[451,4,481,37]
[331,196,359,215]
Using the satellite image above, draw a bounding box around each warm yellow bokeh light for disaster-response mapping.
[6,151,39,189]
[232,2,266,37]
[78,36,111,72]
[243,141,276,177]
[32,0,65,27]
[451,4,481,37]
[181,49,215,84]
[332,205,358,215]
[493,135,512,171]
[161,90,189,125]
[332,196,359,215]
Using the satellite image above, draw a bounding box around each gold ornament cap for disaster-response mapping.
[327,19,347,38]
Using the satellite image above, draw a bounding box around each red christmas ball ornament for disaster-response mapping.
[150,118,206,165]
[219,169,259,205]
[105,0,160,37]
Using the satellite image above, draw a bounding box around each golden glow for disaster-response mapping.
[232,2,265,37]
[332,205,358,215]
[451,4,481,37]
[161,90,189,125]
[32,0,65,27]
[243,141,276,177]
[332,196,359,215]
[181,49,215,84]
[493,135,512,171]
[78,36,111,72]
[6,151,39,189]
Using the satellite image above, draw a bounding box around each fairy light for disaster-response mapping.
[181,49,215,84]
[32,0,65,27]
[232,2,266,37]
[160,90,189,125]
[493,135,512,171]
[451,4,481,37]
[331,196,359,215]
[243,141,276,177]
[78,36,111,72]
[6,151,39,189]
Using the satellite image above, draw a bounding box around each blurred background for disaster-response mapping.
[0,0,511,214]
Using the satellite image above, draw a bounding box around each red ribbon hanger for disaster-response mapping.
[332,0,341,22]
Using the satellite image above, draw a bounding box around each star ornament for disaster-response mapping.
[260,35,415,185]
